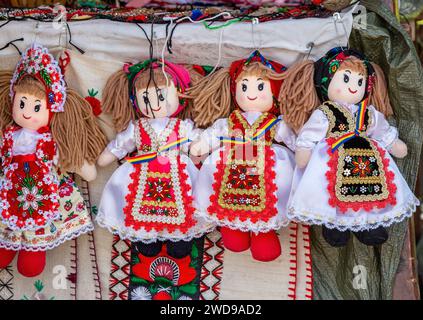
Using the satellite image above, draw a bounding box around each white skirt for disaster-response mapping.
[287,142,420,232]
[96,155,214,243]
[194,144,295,233]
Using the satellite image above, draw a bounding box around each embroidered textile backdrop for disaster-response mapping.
[0,2,421,299]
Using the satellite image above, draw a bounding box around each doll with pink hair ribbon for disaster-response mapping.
[96,59,213,244]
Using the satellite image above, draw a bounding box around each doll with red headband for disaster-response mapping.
[188,51,296,262]
[279,47,420,247]
[96,59,213,246]
[0,43,106,277]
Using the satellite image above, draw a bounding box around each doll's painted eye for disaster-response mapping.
[343,74,350,83]
[157,89,165,102]
[358,78,364,86]
[34,105,41,112]
[258,83,264,91]
[20,99,25,109]
[142,93,150,105]
[242,84,247,92]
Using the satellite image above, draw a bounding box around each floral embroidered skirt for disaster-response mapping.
[0,171,93,252]
[287,141,420,231]
[194,144,294,233]
[96,154,213,243]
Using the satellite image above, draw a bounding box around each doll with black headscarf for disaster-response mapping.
[279,47,419,247]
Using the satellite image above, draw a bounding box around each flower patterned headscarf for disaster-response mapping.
[10,43,67,113]
[313,47,375,103]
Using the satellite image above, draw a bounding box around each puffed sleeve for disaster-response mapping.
[107,121,137,160]
[296,109,329,149]
[367,105,399,150]
[180,119,203,153]
[197,118,229,151]
[274,116,297,151]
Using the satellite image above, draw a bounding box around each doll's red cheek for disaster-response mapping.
[258,93,268,100]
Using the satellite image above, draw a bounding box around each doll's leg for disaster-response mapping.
[0,248,17,268]
[353,226,388,246]
[166,240,193,259]
[250,231,281,262]
[17,250,46,277]
[220,227,251,252]
[322,226,350,247]
[136,241,163,257]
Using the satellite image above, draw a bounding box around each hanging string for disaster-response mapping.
[0,38,24,55]
[65,22,85,54]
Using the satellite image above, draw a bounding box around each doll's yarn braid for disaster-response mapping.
[278,60,320,132]
[0,71,13,132]
[51,88,107,171]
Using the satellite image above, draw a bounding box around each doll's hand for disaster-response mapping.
[295,148,312,169]
[97,148,118,167]
[390,139,408,159]
[190,140,211,157]
[77,161,97,182]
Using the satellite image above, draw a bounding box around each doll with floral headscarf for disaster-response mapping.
[279,47,420,247]
[0,44,107,277]
[188,51,296,262]
[96,59,213,253]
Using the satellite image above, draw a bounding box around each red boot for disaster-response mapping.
[0,248,17,268]
[17,250,46,277]
[250,231,281,262]
[220,227,250,252]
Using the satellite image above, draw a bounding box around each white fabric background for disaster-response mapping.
[0,6,354,66]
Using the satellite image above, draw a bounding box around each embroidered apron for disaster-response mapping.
[123,118,196,235]
[0,126,60,231]
[320,102,397,212]
[208,110,279,225]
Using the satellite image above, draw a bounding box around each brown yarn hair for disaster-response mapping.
[186,62,283,128]
[279,57,393,132]
[102,65,203,132]
[0,72,107,171]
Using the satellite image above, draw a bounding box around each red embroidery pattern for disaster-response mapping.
[326,138,397,212]
[123,119,196,235]
[0,126,60,231]
[208,111,278,225]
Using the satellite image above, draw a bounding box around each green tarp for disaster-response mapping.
[311,0,423,300]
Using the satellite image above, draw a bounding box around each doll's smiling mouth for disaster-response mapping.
[348,88,357,94]
[247,96,257,101]
[23,115,31,120]
[150,106,161,112]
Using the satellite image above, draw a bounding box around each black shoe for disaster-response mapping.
[166,240,194,259]
[136,241,163,257]
[322,226,350,247]
[353,227,389,246]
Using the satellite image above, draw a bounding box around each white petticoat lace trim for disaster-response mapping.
[194,210,290,234]
[95,216,215,244]
[0,223,94,252]
[287,194,420,232]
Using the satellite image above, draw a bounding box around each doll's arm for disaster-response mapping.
[180,119,203,154]
[274,116,297,151]
[190,118,228,157]
[367,107,407,158]
[98,121,137,167]
[76,160,97,182]
[295,109,329,168]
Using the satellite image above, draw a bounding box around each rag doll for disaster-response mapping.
[96,59,213,249]
[0,43,107,277]
[188,51,296,262]
[279,47,420,247]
